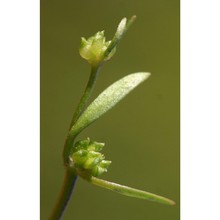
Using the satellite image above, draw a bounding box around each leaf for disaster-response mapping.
[105,15,136,58]
[89,177,175,205]
[70,72,150,137]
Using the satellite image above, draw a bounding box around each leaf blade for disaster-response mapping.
[90,177,175,205]
[71,72,150,136]
[105,15,136,58]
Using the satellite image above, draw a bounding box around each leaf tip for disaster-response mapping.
[169,200,176,206]
[162,197,176,206]
[131,15,137,21]
[141,72,151,79]
[133,72,151,82]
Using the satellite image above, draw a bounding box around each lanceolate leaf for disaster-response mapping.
[105,15,136,58]
[89,177,175,205]
[70,72,150,137]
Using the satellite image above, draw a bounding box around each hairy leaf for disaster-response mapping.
[70,72,150,137]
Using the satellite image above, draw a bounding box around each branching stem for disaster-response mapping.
[50,64,101,220]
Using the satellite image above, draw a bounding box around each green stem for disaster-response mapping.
[69,64,101,129]
[49,169,78,220]
[50,64,102,220]
[63,64,101,164]
[89,177,175,206]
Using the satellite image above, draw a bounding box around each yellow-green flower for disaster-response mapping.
[79,31,116,65]
[71,138,111,177]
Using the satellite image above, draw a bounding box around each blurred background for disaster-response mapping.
[41,0,179,219]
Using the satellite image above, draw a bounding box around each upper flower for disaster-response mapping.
[79,31,116,65]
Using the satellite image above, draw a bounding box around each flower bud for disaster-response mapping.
[70,138,111,177]
[83,151,104,169]
[79,31,116,65]
[72,149,88,168]
[91,166,106,177]
[99,160,112,169]
[87,141,105,152]
[91,159,111,176]
[74,138,90,151]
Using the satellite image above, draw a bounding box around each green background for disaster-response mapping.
[41,0,180,219]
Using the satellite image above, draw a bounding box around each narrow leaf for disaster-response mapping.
[105,15,136,58]
[90,177,175,205]
[70,72,150,137]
